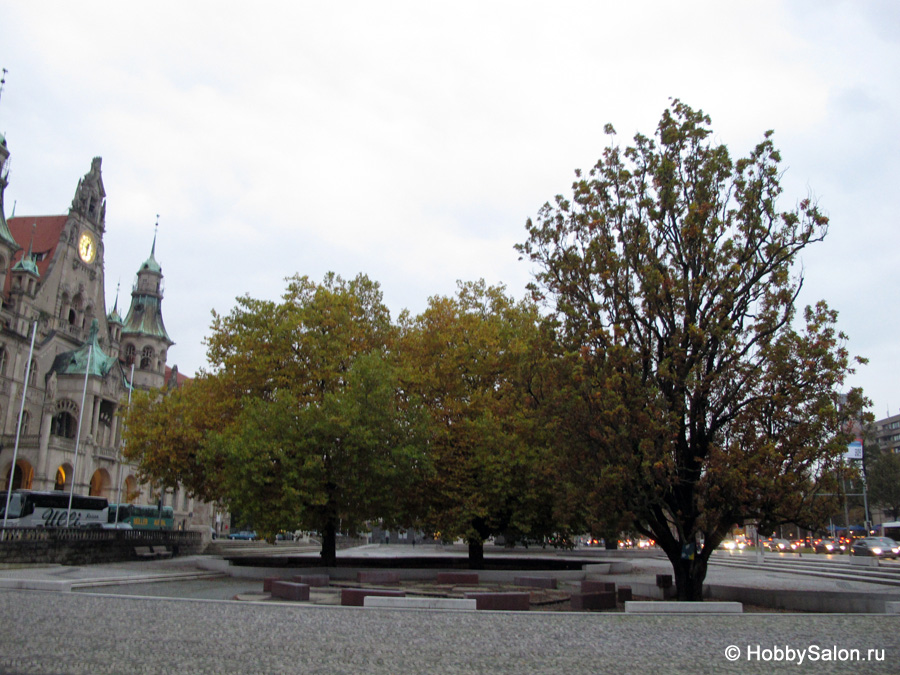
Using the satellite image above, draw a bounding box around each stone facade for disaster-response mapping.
[0,132,213,536]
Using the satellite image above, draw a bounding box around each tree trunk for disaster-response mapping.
[320,478,338,566]
[468,538,485,569]
[670,550,708,601]
[320,521,337,566]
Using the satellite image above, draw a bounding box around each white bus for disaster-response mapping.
[0,490,109,528]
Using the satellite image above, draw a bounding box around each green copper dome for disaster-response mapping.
[12,255,39,276]
[49,319,119,378]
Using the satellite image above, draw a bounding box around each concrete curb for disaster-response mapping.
[0,578,73,592]
[626,601,743,614]
[363,596,477,610]
[0,571,224,593]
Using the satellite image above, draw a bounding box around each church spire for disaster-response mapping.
[123,223,172,344]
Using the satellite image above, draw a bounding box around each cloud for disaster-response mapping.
[2,0,898,415]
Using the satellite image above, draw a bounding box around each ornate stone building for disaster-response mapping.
[0,131,211,533]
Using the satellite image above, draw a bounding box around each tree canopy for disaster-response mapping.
[125,273,426,564]
[517,100,867,599]
[124,102,871,589]
[868,451,900,521]
[399,280,569,566]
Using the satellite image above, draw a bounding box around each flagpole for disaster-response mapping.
[66,345,92,527]
[2,321,37,529]
[113,363,135,526]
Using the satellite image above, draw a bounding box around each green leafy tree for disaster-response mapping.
[400,281,573,567]
[868,451,900,521]
[517,100,868,600]
[125,272,425,564]
[123,375,232,503]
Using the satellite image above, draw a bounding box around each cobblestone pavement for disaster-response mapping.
[1,588,898,674]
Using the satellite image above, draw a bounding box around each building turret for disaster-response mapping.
[121,230,173,389]
[0,131,22,305]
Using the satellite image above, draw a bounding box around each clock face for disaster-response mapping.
[78,232,96,263]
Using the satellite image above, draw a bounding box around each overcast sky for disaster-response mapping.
[1,1,898,418]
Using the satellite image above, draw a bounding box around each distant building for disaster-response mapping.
[869,413,900,455]
[0,130,212,534]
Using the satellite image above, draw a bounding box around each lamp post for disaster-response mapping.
[112,363,135,526]
[66,345,92,526]
[2,321,37,528]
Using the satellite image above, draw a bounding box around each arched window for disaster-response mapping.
[69,294,84,326]
[28,359,38,387]
[89,469,111,498]
[55,464,73,491]
[51,411,77,439]
[4,460,34,490]
[140,346,154,370]
[124,476,139,503]
[0,347,7,376]
[124,344,136,366]
[17,410,30,435]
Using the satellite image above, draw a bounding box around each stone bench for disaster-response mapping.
[625,601,742,614]
[581,580,615,593]
[357,571,401,585]
[271,581,310,601]
[263,577,281,592]
[133,546,171,559]
[341,588,406,607]
[514,576,557,589]
[364,596,477,610]
[465,592,531,611]
[292,574,330,587]
[435,572,480,585]
[571,591,617,611]
[617,586,633,602]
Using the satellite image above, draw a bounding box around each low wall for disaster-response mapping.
[705,584,900,613]
[0,527,203,564]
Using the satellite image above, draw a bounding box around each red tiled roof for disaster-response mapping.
[164,366,192,388]
[8,215,69,279]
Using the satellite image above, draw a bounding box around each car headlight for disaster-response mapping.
[872,547,882,555]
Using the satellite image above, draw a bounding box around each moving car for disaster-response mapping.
[763,538,796,552]
[850,537,900,559]
[227,530,258,540]
[813,538,845,554]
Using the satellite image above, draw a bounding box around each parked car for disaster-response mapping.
[813,538,845,554]
[227,530,258,540]
[850,537,900,559]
